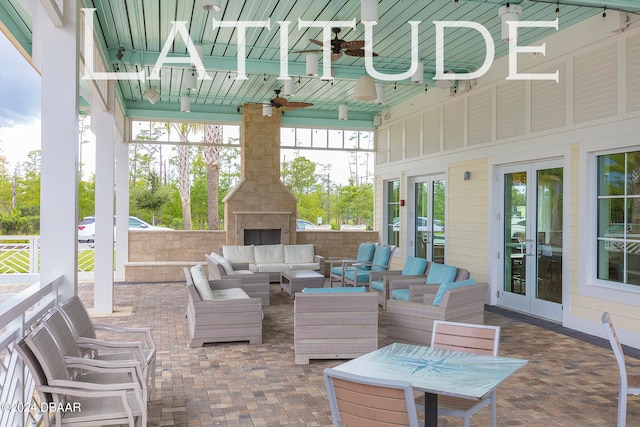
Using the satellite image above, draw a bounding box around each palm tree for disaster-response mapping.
[203,124,222,230]
[170,123,199,230]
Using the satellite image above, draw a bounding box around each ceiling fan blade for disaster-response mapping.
[341,40,365,50]
[345,49,378,57]
[292,49,324,54]
[287,102,313,109]
[271,97,289,108]
[309,39,325,47]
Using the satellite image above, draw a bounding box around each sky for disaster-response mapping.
[0,32,43,170]
[0,32,366,184]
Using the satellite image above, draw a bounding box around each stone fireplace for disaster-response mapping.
[223,104,297,245]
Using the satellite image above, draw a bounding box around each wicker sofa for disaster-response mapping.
[184,266,263,348]
[294,288,378,364]
[386,281,489,346]
[220,244,324,283]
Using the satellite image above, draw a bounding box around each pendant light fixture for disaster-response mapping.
[411,62,424,84]
[361,0,378,24]
[375,83,386,105]
[306,54,319,76]
[180,95,191,112]
[339,105,348,120]
[283,79,296,96]
[353,76,377,101]
[499,4,523,42]
[184,68,197,91]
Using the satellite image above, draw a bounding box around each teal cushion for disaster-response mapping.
[426,263,457,285]
[432,278,477,306]
[402,257,427,276]
[356,243,376,263]
[370,279,384,292]
[330,266,344,276]
[303,286,366,293]
[391,289,410,301]
[344,268,371,283]
[371,245,393,271]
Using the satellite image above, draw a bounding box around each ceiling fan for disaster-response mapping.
[295,27,378,62]
[268,89,313,110]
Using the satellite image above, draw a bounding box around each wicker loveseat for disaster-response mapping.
[386,281,489,346]
[294,287,378,364]
[184,266,263,348]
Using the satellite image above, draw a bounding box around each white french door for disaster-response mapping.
[498,161,563,321]
[408,175,446,263]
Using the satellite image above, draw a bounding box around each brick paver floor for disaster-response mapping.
[39,281,640,425]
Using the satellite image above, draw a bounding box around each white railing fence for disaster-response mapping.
[0,277,62,427]
[0,237,96,285]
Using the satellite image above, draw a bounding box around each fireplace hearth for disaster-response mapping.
[244,229,281,246]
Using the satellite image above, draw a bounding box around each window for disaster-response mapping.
[597,150,640,286]
[386,180,400,246]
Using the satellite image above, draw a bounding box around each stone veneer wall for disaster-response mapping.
[124,229,380,281]
[223,104,297,245]
[296,230,381,275]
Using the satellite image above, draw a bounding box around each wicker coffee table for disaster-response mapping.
[280,270,325,299]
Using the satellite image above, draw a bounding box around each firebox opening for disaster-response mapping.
[244,229,281,245]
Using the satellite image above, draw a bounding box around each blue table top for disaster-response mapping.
[333,342,528,400]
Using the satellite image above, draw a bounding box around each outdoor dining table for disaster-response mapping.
[332,342,528,427]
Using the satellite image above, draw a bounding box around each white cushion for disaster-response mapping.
[211,288,249,300]
[287,262,320,271]
[228,270,254,275]
[257,263,287,273]
[284,244,315,264]
[222,245,255,264]
[254,244,285,264]
[190,265,214,300]
[210,252,234,274]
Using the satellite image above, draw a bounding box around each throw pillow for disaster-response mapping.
[432,278,476,306]
[210,252,234,274]
[425,263,457,285]
[190,264,214,300]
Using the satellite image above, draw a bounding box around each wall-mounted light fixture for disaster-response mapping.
[411,62,424,84]
[143,87,160,104]
[464,171,471,181]
[498,4,522,42]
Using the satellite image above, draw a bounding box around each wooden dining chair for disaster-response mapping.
[429,320,501,427]
[323,368,420,427]
[602,312,640,427]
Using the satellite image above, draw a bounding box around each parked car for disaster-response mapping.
[296,219,316,230]
[78,216,171,243]
[392,217,444,232]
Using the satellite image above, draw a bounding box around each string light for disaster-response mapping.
[555,1,560,18]
[602,6,607,19]
[506,2,510,12]
[454,0,459,6]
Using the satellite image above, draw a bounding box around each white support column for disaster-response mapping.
[92,85,115,314]
[114,135,130,281]
[36,0,79,299]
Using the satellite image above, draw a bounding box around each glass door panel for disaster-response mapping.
[499,162,563,321]
[412,176,446,263]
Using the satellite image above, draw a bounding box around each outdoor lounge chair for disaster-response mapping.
[386,281,489,345]
[427,320,501,427]
[58,296,157,397]
[369,256,428,309]
[323,368,421,427]
[329,242,377,287]
[205,252,270,306]
[16,322,147,427]
[341,244,396,287]
[184,266,263,347]
[388,263,470,303]
[41,309,149,401]
[602,312,640,427]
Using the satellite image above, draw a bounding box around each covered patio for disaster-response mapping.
[2,279,635,426]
